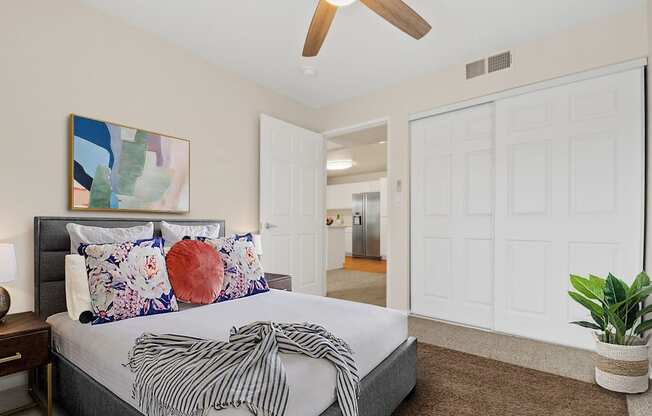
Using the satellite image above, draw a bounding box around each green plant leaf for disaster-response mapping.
[610,287,652,313]
[570,321,602,330]
[634,319,652,335]
[570,275,603,300]
[607,287,652,312]
[589,274,606,287]
[626,302,640,331]
[628,286,652,304]
[617,277,631,293]
[591,312,606,330]
[630,272,650,296]
[606,306,626,342]
[568,291,604,317]
[635,304,652,320]
[604,274,628,306]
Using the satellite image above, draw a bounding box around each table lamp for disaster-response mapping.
[0,244,17,322]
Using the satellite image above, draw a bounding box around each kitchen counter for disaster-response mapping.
[326,226,346,270]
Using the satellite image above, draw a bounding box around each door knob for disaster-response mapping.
[263,222,278,230]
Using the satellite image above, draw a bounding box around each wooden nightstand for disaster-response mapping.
[0,312,52,416]
[265,273,292,291]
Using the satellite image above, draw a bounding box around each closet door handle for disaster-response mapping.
[0,352,21,364]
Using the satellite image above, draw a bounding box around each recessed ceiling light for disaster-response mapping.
[327,159,354,171]
[378,141,387,144]
[326,0,357,6]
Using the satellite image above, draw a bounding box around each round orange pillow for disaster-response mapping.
[166,240,224,304]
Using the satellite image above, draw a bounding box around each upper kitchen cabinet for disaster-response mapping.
[326,179,385,210]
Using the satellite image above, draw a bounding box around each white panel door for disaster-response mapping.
[260,114,325,296]
[494,69,644,350]
[411,104,495,329]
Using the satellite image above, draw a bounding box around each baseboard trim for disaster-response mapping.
[409,316,595,383]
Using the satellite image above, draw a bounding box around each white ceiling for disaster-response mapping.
[80,0,643,108]
[327,125,387,177]
[327,125,387,150]
[328,142,387,178]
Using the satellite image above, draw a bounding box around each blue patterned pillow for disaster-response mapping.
[191,234,269,302]
[80,238,178,325]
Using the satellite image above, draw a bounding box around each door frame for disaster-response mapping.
[322,116,392,304]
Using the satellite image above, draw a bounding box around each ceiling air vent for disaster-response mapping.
[488,51,512,73]
[466,59,485,80]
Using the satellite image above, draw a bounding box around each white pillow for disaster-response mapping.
[161,221,221,248]
[66,222,154,254]
[65,254,92,322]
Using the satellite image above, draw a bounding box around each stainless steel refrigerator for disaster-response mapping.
[352,192,381,259]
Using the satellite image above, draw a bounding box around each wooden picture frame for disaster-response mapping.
[69,114,190,213]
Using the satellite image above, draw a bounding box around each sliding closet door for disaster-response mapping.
[411,104,495,329]
[494,69,644,350]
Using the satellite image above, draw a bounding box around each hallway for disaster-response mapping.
[326,256,387,307]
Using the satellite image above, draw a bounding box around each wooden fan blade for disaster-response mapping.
[303,0,338,57]
[360,0,431,39]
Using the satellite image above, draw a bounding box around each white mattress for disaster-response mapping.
[48,290,408,416]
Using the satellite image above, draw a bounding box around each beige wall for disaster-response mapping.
[314,6,649,310]
[0,0,318,316]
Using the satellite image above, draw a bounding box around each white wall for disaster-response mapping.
[0,0,318,316]
[327,171,387,185]
[314,6,649,310]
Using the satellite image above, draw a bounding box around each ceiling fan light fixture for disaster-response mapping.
[325,0,357,7]
[304,0,431,57]
[327,159,354,171]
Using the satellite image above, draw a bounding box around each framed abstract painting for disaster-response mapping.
[70,115,190,213]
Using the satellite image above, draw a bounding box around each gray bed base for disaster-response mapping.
[33,216,417,416]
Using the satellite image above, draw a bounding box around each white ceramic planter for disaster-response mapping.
[594,333,651,394]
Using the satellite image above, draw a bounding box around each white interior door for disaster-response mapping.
[493,69,645,350]
[260,114,326,296]
[411,103,495,329]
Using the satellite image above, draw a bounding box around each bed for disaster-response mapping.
[33,216,417,416]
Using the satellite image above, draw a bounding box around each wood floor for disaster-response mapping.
[343,256,387,273]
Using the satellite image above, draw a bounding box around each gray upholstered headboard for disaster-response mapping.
[33,216,226,319]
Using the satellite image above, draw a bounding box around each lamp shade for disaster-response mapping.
[252,234,263,256]
[0,244,17,283]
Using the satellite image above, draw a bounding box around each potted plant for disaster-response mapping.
[568,272,652,393]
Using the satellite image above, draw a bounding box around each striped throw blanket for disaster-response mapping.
[126,322,360,416]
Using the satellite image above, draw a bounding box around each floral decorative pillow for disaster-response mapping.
[80,238,178,325]
[191,234,269,302]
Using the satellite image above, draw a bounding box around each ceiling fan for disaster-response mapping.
[303,0,431,57]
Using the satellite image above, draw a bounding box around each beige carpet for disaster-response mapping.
[326,269,386,306]
[394,343,628,416]
[627,388,652,416]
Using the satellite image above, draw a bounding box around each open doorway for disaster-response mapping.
[324,120,388,307]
